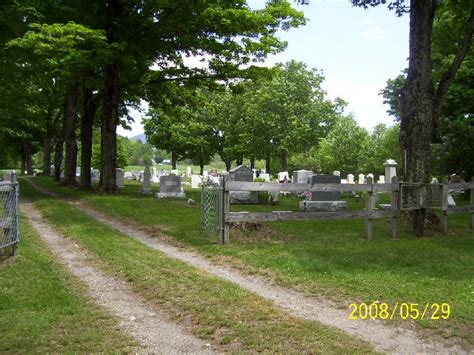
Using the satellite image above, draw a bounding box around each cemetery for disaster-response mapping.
[1,0,474,353]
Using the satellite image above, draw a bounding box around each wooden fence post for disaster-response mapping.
[441,176,449,233]
[222,175,230,244]
[470,177,474,230]
[365,176,374,240]
[390,176,399,239]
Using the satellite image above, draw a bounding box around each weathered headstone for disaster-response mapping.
[347,174,355,184]
[358,174,365,184]
[139,166,153,195]
[156,175,185,198]
[293,170,313,184]
[170,169,179,176]
[384,159,397,184]
[116,168,124,188]
[299,174,346,212]
[260,173,270,182]
[186,166,192,177]
[367,173,375,181]
[278,171,289,182]
[91,169,100,183]
[228,165,257,204]
[3,170,13,182]
[333,170,341,177]
[377,175,385,184]
[191,174,201,189]
[124,171,133,180]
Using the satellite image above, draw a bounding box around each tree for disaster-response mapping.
[352,0,474,237]
[316,116,369,175]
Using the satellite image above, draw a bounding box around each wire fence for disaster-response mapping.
[201,178,223,237]
[0,179,20,256]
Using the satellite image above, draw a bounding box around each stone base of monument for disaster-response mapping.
[139,188,153,195]
[155,191,186,199]
[229,191,258,204]
[299,200,347,212]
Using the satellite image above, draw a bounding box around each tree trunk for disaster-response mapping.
[280,150,288,171]
[21,141,33,175]
[250,157,255,170]
[399,0,436,237]
[42,109,55,176]
[80,87,97,189]
[100,63,120,193]
[99,0,123,194]
[199,158,204,176]
[236,156,243,166]
[171,151,178,169]
[224,160,231,171]
[265,152,271,175]
[62,79,81,186]
[53,120,65,182]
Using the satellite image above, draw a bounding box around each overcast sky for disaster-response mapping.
[118,0,409,138]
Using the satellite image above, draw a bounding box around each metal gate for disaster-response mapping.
[201,177,224,240]
[0,179,20,256]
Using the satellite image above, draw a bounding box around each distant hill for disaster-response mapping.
[130,133,147,143]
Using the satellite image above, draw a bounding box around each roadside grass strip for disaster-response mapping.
[27,177,474,347]
[28,196,374,352]
[0,215,136,352]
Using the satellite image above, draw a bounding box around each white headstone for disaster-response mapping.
[170,169,179,176]
[358,174,365,184]
[278,171,289,182]
[203,170,209,178]
[124,171,133,180]
[347,174,355,184]
[384,159,398,184]
[293,170,313,184]
[260,173,270,182]
[76,167,81,177]
[191,175,201,189]
[186,166,192,177]
[91,169,100,182]
[333,170,341,177]
[447,194,456,207]
[367,173,375,181]
[377,175,385,184]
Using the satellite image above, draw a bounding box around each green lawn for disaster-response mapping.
[26,176,474,346]
[20,179,373,353]
[0,215,136,352]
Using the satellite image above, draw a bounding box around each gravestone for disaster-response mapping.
[358,174,365,184]
[228,165,258,204]
[384,159,397,184]
[278,171,289,182]
[299,174,346,212]
[367,173,374,181]
[293,170,313,184]
[186,166,192,177]
[91,169,100,183]
[191,175,201,189]
[116,168,124,188]
[347,174,355,184]
[259,173,270,182]
[203,170,209,178]
[76,167,81,177]
[3,171,13,182]
[139,166,153,195]
[170,169,179,176]
[124,171,133,180]
[156,175,185,198]
[333,170,341,177]
[377,175,385,184]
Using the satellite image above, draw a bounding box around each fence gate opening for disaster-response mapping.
[0,180,20,256]
[201,177,224,242]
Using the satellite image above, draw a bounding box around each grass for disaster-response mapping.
[20,179,374,352]
[0,215,136,352]
[27,176,474,346]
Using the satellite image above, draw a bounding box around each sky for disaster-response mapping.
[118,0,409,138]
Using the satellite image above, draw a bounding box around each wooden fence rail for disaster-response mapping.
[212,176,474,244]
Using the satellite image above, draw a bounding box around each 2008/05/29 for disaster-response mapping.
[349,302,451,320]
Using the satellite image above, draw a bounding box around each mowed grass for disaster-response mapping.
[29,177,474,345]
[20,181,374,353]
[0,215,135,352]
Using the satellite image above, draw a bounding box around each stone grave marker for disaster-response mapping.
[347,174,355,184]
[229,165,257,204]
[91,169,100,182]
[116,168,124,188]
[358,174,365,184]
[186,166,192,176]
[293,170,313,184]
[278,171,289,182]
[259,173,270,182]
[139,166,153,195]
[384,159,397,184]
[156,175,185,198]
[191,175,201,189]
[377,175,385,184]
[299,174,346,212]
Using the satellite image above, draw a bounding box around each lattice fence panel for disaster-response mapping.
[201,179,221,236]
[0,182,19,254]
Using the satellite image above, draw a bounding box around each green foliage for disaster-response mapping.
[316,116,369,175]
